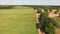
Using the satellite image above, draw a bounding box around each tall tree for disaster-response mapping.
[38,12,60,34]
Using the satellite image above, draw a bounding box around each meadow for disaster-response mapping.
[0,6,38,34]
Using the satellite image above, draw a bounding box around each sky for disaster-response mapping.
[0,0,60,5]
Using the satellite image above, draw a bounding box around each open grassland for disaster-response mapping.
[0,7,38,34]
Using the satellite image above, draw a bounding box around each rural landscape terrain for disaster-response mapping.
[0,5,60,34]
[0,6,38,34]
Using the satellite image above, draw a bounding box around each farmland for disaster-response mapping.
[0,6,60,34]
[0,6,38,34]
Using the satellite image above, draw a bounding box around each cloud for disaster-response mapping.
[0,0,60,5]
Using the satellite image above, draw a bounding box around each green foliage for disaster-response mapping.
[0,5,14,9]
[40,12,48,18]
[37,9,42,13]
[33,7,42,13]
[38,6,60,9]
[48,18,60,28]
[38,12,60,34]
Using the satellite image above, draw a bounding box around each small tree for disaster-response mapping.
[49,9,52,12]
[58,13,60,17]
[54,10,59,14]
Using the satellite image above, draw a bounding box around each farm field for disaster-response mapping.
[0,6,38,34]
[0,6,60,34]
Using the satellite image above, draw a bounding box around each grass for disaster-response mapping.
[0,7,38,34]
[53,17,60,24]
[53,17,60,34]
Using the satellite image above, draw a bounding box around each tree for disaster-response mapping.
[54,10,59,14]
[38,12,60,34]
[58,13,60,17]
[49,9,52,12]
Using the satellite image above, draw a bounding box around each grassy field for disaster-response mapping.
[0,7,38,34]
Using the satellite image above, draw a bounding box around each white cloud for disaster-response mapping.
[0,0,60,5]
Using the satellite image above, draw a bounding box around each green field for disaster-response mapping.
[0,7,38,34]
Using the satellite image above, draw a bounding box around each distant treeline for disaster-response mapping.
[21,5,60,9]
[0,5,14,9]
[0,5,60,9]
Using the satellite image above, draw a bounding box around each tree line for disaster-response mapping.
[0,5,14,9]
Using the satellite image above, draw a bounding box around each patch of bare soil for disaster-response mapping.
[49,13,59,17]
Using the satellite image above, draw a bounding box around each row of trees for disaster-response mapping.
[33,6,60,17]
[0,5,14,9]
